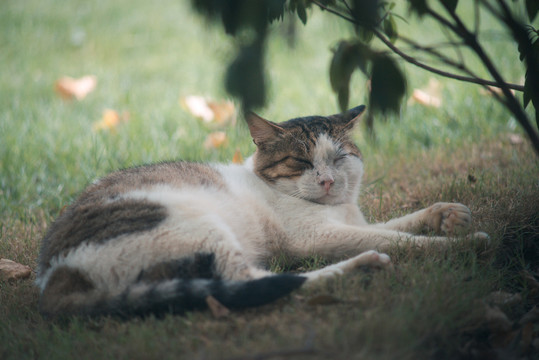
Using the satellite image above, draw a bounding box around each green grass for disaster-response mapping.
[1,1,539,359]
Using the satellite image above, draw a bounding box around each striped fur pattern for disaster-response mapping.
[36,105,487,318]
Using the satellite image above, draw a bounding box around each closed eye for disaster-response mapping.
[290,157,314,169]
[333,154,347,164]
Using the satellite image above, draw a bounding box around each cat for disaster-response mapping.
[36,105,487,318]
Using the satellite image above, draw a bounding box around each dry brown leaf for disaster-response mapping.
[408,78,442,108]
[484,305,513,333]
[55,75,97,100]
[181,95,235,126]
[0,258,32,281]
[204,131,228,149]
[508,133,524,145]
[522,322,534,353]
[208,101,236,126]
[521,270,539,290]
[232,148,244,164]
[205,295,230,318]
[519,306,539,325]
[409,89,442,108]
[93,109,129,132]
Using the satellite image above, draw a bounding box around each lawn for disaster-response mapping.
[1,1,538,359]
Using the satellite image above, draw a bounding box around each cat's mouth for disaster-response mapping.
[312,193,340,205]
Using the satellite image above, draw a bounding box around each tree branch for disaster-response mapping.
[309,0,524,92]
[443,1,539,155]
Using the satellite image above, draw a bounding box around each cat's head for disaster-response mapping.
[246,106,365,205]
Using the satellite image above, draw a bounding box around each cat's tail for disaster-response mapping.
[40,275,307,318]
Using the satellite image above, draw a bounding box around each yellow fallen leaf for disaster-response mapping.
[93,109,129,132]
[408,78,442,108]
[181,95,236,126]
[208,100,235,126]
[232,148,244,164]
[204,131,228,149]
[409,89,442,107]
[55,75,97,100]
[0,258,32,281]
[181,95,214,122]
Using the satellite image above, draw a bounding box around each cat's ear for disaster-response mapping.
[245,112,284,145]
[338,105,366,131]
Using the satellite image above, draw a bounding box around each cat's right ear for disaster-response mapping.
[245,112,284,146]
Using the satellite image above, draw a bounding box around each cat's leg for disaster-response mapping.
[373,202,475,235]
[301,250,392,286]
[284,224,486,260]
[180,218,273,282]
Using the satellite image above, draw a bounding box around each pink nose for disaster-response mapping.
[320,179,334,192]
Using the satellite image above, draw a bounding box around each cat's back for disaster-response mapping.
[37,162,232,281]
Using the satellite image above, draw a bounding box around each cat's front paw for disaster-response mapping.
[425,202,472,235]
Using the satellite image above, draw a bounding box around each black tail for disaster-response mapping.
[91,274,306,318]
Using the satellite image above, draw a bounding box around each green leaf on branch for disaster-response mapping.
[526,0,539,22]
[225,40,266,109]
[338,87,350,112]
[267,0,287,23]
[329,41,370,111]
[408,0,429,17]
[350,0,379,27]
[297,4,308,25]
[383,14,398,43]
[370,55,406,113]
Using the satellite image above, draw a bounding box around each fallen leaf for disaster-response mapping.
[93,109,129,132]
[205,295,230,318]
[0,259,32,281]
[409,89,442,107]
[522,322,534,353]
[181,95,213,122]
[521,270,539,290]
[508,133,524,145]
[208,101,236,126]
[408,78,442,108]
[484,305,513,333]
[519,306,539,325]
[55,75,97,100]
[306,294,341,306]
[232,148,244,164]
[181,95,235,126]
[204,131,228,149]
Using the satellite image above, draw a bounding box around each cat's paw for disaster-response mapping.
[425,202,472,235]
[343,250,393,271]
[303,251,392,286]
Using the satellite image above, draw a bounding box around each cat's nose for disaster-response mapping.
[320,178,334,192]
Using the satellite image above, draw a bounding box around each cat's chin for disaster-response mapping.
[310,194,344,205]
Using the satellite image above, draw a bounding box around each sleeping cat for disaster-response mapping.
[36,105,487,318]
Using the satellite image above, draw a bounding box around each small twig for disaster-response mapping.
[473,0,481,36]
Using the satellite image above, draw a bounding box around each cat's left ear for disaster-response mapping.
[338,105,366,131]
[245,112,285,146]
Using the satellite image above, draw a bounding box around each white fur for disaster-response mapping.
[37,134,484,294]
